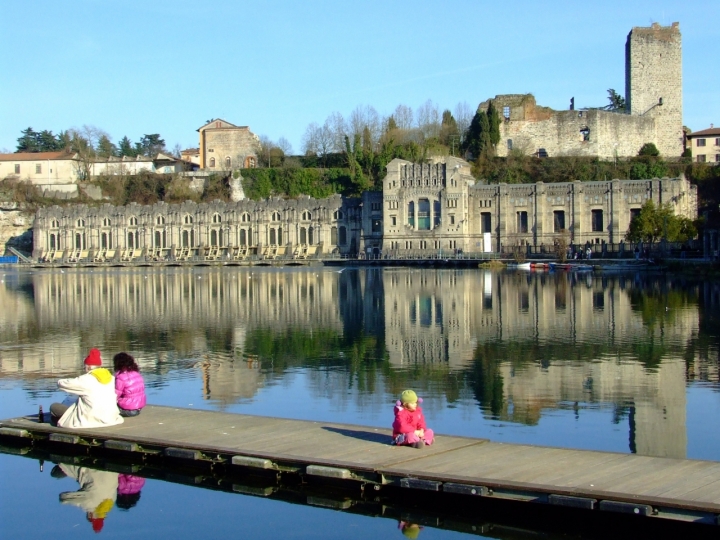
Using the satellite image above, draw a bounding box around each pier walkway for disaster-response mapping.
[2,405,719,526]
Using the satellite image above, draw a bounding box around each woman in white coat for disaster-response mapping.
[50,348,124,428]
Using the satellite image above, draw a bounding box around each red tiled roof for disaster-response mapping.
[0,151,75,162]
[687,128,720,138]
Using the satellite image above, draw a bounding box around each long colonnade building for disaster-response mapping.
[33,156,696,261]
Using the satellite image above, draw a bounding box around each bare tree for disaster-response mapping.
[325,112,347,153]
[66,125,109,181]
[301,123,320,156]
[416,99,440,140]
[394,104,414,131]
[276,136,293,156]
[454,101,473,143]
[171,143,182,158]
[349,105,381,149]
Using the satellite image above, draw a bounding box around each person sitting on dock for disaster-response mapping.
[113,352,147,417]
[391,390,434,448]
[49,348,124,428]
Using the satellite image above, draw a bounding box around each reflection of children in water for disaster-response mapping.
[398,520,423,538]
[54,464,118,533]
[116,474,146,510]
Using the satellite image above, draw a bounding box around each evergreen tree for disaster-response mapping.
[118,136,136,157]
[16,127,38,152]
[96,135,118,158]
[138,134,166,157]
[487,101,501,147]
[439,110,459,148]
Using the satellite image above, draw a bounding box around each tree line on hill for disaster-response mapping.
[14,126,170,159]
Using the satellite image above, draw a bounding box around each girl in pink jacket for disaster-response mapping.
[392,389,434,448]
[113,352,147,417]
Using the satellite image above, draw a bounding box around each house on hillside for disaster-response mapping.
[686,126,720,164]
[197,119,259,171]
[0,151,80,196]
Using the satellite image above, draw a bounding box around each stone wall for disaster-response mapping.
[201,127,259,171]
[626,23,683,158]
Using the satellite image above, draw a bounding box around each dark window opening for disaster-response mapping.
[553,211,565,232]
[481,212,492,233]
[517,211,528,234]
[592,209,603,232]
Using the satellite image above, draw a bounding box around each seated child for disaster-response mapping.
[113,352,147,417]
[392,389,434,448]
[50,348,123,428]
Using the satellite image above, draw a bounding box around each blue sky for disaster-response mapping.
[1,0,717,155]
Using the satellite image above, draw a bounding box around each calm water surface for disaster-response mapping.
[1,266,720,539]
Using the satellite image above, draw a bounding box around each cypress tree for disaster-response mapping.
[487,101,501,147]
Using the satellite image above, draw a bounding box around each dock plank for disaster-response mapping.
[3,405,720,517]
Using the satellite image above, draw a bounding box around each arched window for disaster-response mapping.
[210,230,218,246]
[129,216,138,226]
[51,219,60,228]
[75,233,84,249]
[209,157,216,168]
[300,227,307,244]
[270,229,276,244]
[308,227,314,245]
[212,213,222,223]
[127,232,134,249]
[103,218,111,227]
[182,230,189,248]
[302,211,312,221]
[49,233,57,250]
[101,232,112,249]
[271,212,281,222]
[225,157,231,168]
[245,156,256,168]
[333,210,344,220]
[156,216,165,225]
[241,212,251,222]
[76,219,85,227]
[339,226,347,245]
[239,229,247,246]
[184,215,193,224]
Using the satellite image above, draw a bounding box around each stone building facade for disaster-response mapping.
[198,119,259,171]
[483,23,683,160]
[383,157,696,254]
[33,156,696,260]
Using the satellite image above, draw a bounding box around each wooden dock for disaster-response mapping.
[2,405,719,527]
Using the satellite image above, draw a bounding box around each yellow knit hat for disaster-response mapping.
[400,390,418,405]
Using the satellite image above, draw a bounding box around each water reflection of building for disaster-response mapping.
[0,268,712,458]
[382,269,697,458]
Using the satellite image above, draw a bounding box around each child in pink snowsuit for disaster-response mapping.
[392,389,434,448]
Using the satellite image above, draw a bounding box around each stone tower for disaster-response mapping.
[625,22,683,158]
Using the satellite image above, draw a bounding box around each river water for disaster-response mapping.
[1,266,719,538]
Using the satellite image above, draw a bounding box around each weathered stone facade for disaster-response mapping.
[198,119,259,171]
[33,157,697,260]
[383,157,696,254]
[483,23,683,160]
[33,194,364,261]
[626,22,683,158]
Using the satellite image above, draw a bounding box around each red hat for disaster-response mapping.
[84,348,102,366]
[87,515,104,533]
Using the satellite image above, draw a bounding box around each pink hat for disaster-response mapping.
[84,348,102,366]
